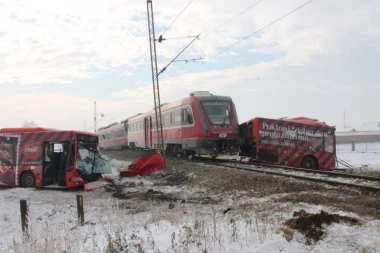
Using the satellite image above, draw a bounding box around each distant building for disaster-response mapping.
[336,121,380,143]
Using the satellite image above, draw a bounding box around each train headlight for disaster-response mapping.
[204,129,209,135]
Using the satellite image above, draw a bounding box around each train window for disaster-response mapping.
[114,129,126,138]
[181,109,187,123]
[182,108,193,124]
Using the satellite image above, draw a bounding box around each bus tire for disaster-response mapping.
[20,172,36,188]
[302,156,318,170]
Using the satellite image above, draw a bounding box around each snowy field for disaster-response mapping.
[0,143,380,252]
[336,142,380,170]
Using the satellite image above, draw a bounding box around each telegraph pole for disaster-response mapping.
[94,101,97,133]
[147,0,165,152]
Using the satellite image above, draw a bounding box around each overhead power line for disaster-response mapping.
[96,0,196,101]
[163,0,315,82]
[216,0,315,56]
[205,0,266,36]
[158,34,200,75]
[96,51,148,101]
[162,0,195,35]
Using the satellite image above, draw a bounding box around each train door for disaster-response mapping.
[144,117,152,148]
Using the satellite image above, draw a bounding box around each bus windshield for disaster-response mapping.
[76,143,112,176]
[201,101,231,125]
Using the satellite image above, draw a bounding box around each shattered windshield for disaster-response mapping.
[201,101,231,125]
[76,143,112,176]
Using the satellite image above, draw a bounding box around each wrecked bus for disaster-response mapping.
[239,117,336,171]
[0,127,111,188]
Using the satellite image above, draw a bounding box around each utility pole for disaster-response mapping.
[94,101,97,133]
[147,0,165,151]
[94,101,105,133]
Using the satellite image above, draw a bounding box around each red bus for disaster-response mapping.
[0,128,111,188]
[239,117,336,170]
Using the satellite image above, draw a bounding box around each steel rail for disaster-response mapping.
[209,157,380,182]
[200,160,380,193]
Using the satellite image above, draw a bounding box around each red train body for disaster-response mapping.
[98,121,129,150]
[239,117,336,170]
[98,91,241,158]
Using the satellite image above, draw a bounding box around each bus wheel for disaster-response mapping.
[302,156,317,170]
[20,172,36,188]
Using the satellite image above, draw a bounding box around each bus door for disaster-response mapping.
[144,117,152,148]
[0,135,19,186]
[43,142,68,186]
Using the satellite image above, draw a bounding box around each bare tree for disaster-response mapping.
[21,121,38,127]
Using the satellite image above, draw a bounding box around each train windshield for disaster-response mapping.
[201,101,231,125]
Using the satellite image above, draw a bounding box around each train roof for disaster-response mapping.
[126,91,234,122]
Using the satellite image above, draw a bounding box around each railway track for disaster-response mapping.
[197,158,380,194]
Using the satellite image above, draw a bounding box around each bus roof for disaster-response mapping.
[247,117,334,128]
[0,127,98,136]
[0,127,59,133]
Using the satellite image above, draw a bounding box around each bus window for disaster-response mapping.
[76,143,112,181]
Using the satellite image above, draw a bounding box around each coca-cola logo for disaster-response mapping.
[24,142,41,153]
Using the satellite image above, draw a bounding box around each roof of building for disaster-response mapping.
[360,121,380,131]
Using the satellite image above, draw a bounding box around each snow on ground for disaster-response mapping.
[0,143,380,252]
[337,142,380,170]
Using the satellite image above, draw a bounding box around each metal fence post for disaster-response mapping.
[20,200,28,236]
[76,195,84,226]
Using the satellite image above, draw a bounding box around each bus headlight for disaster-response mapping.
[70,177,84,182]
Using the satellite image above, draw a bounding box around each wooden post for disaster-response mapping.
[20,200,28,235]
[351,139,355,151]
[76,195,84,226]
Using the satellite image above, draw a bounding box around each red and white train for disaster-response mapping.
[97,91,241,158]
[98,120,128,150]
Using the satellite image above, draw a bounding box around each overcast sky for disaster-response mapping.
[1,0,379,132]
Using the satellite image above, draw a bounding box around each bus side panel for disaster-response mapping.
[0,135,20,186]
[18,131,72,187]
[255,117,336,170]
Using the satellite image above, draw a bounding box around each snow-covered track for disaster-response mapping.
[199,158,380,194]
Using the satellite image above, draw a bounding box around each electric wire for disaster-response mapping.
[95,0,196,101]
[162,0,315,84]
[94,0,314,130]
[204,0,266,37]
[161,0,195,36]
[95,52,148,101]
[215,0,315,57]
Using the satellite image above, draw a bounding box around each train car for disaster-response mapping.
[239,117,336,170]
[128,91,241,158]
[97,120,129,150]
